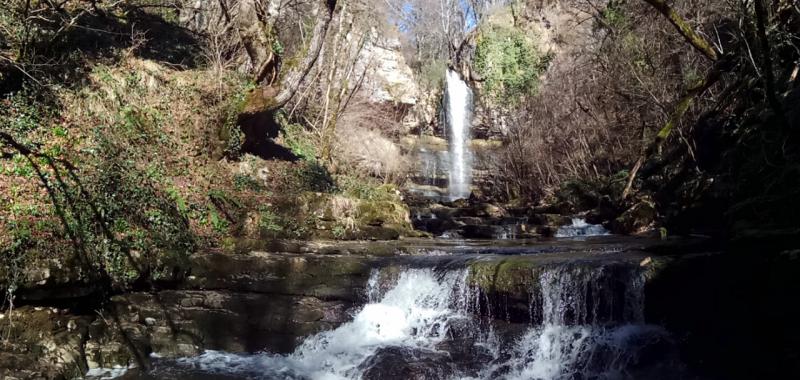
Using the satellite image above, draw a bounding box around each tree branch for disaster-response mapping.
[622,64,723,199]
[641,0,719,61]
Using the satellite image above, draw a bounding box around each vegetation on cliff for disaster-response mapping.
[473,20,548,105]
[488,0,799,237]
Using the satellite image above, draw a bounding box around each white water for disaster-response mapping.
[158,265,673,380]
[170,269,478,379]
[487,266,667,380]
[85,367,131,379]
[555,218,610,238]
[444,70,473,201]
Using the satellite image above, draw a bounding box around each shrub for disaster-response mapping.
[473,24,547,105]
[276,112,318,161]
[220,80,256,159]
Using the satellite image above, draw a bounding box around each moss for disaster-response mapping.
[467,258,541,294]
[357,200,411,228]
[241,86,280,114]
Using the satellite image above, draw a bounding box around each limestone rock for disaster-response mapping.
[359,38,419,105]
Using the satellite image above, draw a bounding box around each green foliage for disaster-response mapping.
[0,219,34,301]
[258,207,283,233]
[207,207,229,233]
[602,2,628,29]
[36,93,199,286]
[272,39,285,56]
[4,154,34,178]
[332,224,347,239]
[339,175,398,202]
[0,89,51,138]
[221,80,256,159]
[233,173,265,191]
[473,25,548,105]
[166,185,189,217]
[276,112,317,161]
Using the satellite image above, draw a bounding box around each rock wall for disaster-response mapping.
[358,37,419,107]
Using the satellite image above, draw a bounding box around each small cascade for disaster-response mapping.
[486,265,669,380]
[144,263,680,380]
[444,70,473,201]
[555,218,610,238]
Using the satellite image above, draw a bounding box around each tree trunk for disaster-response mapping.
[267,0,338,111]
[622,65,722,199]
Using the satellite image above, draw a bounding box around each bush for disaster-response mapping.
[473,24,547,105]
[276,112,318,161]
[220,80,256,159]
[334,124,408,183]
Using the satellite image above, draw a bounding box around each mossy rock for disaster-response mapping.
[467,258,541,294]
[241,86,280,114]
[612,199,657,234]
[555,181,601,212]
[471,203,509,218]
[0,307,91,379]
[347,226,402,241]
[357,201,412,229]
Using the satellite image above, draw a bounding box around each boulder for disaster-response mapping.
[472,203,509,218]
[360,347,454,380]
[0,307,90,380]
[612,199,657,234]
[462,225,501,239]
[527,213,571,227]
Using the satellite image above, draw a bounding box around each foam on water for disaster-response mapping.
[555,218,610,238]
[166,269,474,379]
[85,367,131,379]
[478,265,669,380]
[138,265,676,380]
[497,324,669,380]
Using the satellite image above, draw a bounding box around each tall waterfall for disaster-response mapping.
[444,70,473,201]
[155,264,680,380]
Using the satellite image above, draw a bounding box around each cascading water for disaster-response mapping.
[555,218,610,238]
[486,265,672,380]
[444,70,473,201]
[139,264,680,380]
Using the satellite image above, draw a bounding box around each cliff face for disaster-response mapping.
[359,37,419,107]
[468,1,604,140]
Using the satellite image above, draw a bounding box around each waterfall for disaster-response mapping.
[555,218,610,238]
[444,70,473,201]
[490,266,666,380]
[152,264,679,380]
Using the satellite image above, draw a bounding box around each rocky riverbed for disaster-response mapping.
[4,234,796,379]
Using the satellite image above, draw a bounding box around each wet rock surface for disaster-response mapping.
[4,236,794,380]
[410,201,547,239]
[95,290,353,358]
[360,347,456,380]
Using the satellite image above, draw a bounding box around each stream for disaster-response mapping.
[95,234,692,380]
